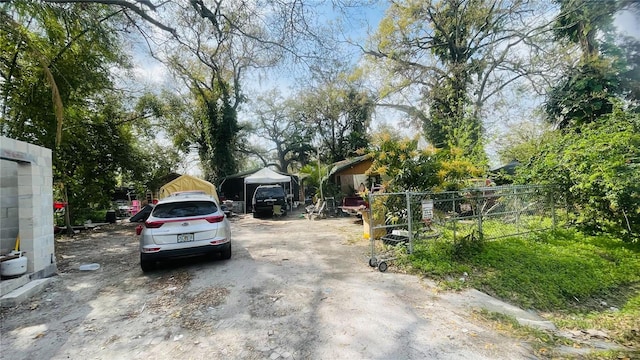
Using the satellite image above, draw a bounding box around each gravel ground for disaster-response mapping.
[0,212,538,359]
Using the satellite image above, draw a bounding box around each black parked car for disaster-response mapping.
[252,184,287,218]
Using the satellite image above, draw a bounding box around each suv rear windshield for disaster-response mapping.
[152,201,218,218]
[255,187,285,198]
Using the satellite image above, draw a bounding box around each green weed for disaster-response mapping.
[405,228,640,349]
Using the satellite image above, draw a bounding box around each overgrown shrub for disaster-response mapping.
[517,107,640,241]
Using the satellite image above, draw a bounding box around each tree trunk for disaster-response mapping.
[63,183,74,236]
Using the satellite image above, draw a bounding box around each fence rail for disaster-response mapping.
[367,185,565,252]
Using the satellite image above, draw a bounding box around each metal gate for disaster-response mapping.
[366,185,562,271]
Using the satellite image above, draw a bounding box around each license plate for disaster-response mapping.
[177,233,194,243]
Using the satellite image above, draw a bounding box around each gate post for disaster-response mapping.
[477,191,483,241]
[406,192,413,254]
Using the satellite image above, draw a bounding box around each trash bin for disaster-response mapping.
[106,210,117,223]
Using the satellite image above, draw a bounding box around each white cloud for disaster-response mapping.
[615,10,640,38]
[132,60,169,85]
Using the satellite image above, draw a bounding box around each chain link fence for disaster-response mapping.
[367,185,566,255]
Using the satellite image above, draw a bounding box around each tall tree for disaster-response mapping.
[366,131,440,192]
[1,1,128,146]
[158,4,250,181]
[35,0,366,178]
[249,91,315,172]
[295,72,374,164]
[0,1,156,226]
[618,36,640,104]
[198,80,240,179]
[546,0,639,128]
[366,0,553,163]
[152,0,335,180]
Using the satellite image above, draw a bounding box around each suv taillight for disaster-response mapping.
[145,221,164,228]
[205,215,224,223]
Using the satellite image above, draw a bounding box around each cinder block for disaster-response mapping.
[18,192,34,201]
[29,176,43,187]
[7,207,18,219]
[44,175,52,187]
[26,143,39,156]
[41,213,53,226]
[0,225,18,238]
[0,176,18,188]
[18,207,33,220]
[1,196,18,208]
[18,185,34,196]
[1,163,18,173]
[29,165,41,177]
[17,227,34,241]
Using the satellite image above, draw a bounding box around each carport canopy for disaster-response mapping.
[244,167,291,184]
[244,167,292,213]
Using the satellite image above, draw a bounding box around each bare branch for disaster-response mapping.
[42,0,177,36]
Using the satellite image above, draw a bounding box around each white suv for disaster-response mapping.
[138,193,231,272]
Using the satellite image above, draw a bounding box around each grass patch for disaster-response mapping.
[404,228,640,349]
[403,237,473,277]
[470,230,640,311]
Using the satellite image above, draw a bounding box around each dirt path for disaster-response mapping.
[0,213,537,359]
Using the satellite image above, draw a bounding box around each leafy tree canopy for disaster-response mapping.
[367,0,549,163]
[248,90,315,172]
[0,2,180,224]
[295,78,374,164]
[546,0,639,128]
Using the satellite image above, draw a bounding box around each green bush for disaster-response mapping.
[517,107,640,241]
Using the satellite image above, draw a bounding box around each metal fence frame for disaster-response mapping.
[367,185,564,255]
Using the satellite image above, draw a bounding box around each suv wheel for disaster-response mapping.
[221,243,232,259]
[140,254,156,272]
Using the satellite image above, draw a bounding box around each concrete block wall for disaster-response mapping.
[1,160,19,254]
[1,136,56,278]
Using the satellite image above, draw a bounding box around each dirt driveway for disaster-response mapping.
[0,212,537,359]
